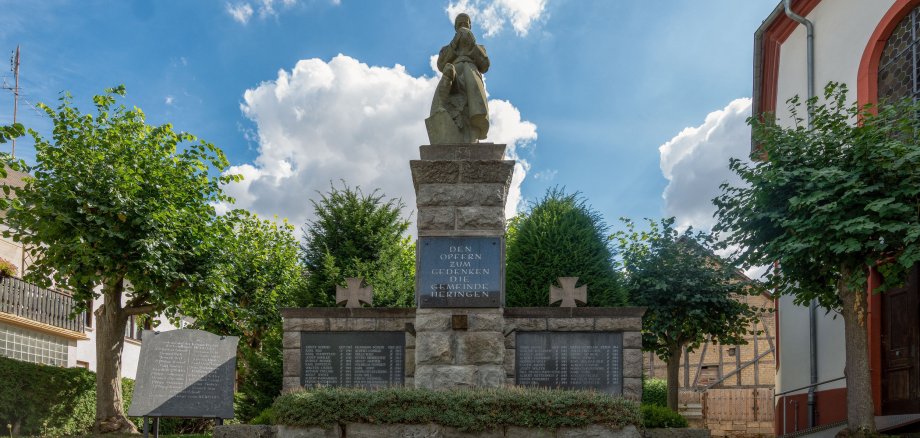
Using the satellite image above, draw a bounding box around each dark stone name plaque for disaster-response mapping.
[300,331,405,389]
[128,330,238,419]
[417,236,502,307]
[515,332,622,394]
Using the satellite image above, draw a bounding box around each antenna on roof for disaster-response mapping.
[9,45,19,158]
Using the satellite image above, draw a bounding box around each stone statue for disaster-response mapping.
[426,13,490,144]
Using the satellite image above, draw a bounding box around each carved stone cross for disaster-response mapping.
[336,277,373,308]
[549,277,587,308]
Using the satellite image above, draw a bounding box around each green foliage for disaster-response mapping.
[0,123,24,144]
[272,387,641,432]
[642,379,667,408]
[187,210,303,342]
[3,85,237,313]
[0,257,16,277]
[1,86,237,427]
[0,356,134,436]
[182,210,303,422]
[301,183,413,307]
[613,218,759,361]
[250,407,274,425]
[506,187,626,307]
[0,123,27,211]
[715,83,920,307]
[235,330,285,422]
[641,405,688,429]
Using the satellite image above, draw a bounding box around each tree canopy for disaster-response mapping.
[713,83,920,434]
[613,217,759,410]
[506,187,626,307]
[1,86,237,433]
[300,183,414,307]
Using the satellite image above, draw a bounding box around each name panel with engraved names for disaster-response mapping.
[515,332,622,394]
[300,331,405,389]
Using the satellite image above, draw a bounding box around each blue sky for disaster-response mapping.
[0,0,779,236]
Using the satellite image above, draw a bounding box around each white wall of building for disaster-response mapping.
[776,295,846,396]
[775,0,893,123]
[71,294,182,379]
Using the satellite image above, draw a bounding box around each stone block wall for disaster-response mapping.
[280,308,416,391]
[414,308,505,389]
[503,307,645,401]
[410,144,513,236]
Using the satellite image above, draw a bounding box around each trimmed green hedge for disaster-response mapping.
[0,356,135,436]
[272,387,641,432]
[642,378,667,407]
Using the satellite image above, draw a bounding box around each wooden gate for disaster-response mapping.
[700,388,774,436]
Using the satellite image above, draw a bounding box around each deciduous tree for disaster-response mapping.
[613,217,759,411]
[714,84,920,435]
[1,87,237,433]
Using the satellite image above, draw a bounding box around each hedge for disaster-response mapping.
[272,387,641,432]
[0,356,135,436]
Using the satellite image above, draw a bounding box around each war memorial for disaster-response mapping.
[215,13,652,438]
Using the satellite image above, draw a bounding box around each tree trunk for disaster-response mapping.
[666,347,682,411]
[94,278,139,434]
[838,270,876,436]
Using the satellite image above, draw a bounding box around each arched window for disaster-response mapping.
[878,6,920,103]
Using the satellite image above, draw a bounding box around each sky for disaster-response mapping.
[0,0,781,238]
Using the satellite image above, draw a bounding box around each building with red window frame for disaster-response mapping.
[754,1,920,435]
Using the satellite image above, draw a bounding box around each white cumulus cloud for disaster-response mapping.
[659,98,752,232]
[447,0,547,37]
[222,54,536,236]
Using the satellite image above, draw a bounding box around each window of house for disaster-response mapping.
[84,299,93,328]
[76,360,89,369]
[878,6,920,103]
[0,321,68,367]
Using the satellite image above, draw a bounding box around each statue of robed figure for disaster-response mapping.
[426,13,491,144]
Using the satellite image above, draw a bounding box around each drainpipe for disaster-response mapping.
[783,0,818,429]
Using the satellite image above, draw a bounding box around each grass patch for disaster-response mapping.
[641,405,688,429]
[272,386,641,432]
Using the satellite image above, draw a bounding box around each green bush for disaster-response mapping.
[250,407,274,425]
[642,378,667,407]
[273,387,641,432]
[641,404,688,429]
[0,356,134,436]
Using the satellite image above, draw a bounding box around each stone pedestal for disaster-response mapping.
[414,308,505,389]
[411,143,513,389]
[410,143,513,237]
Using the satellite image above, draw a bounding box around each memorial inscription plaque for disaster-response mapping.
[128,330,238,419]
[417,236,502,307]
[515,332,623,394]
[300,331,405,388]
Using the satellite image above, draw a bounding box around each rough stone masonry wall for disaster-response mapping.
[503,307,645,401]
[280,308,416,391]
[411,143,512,236]
[414,308,505,389]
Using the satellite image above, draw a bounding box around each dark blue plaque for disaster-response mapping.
[515,332,623,394]
[417,236,503,307]
[300,331,405,389]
